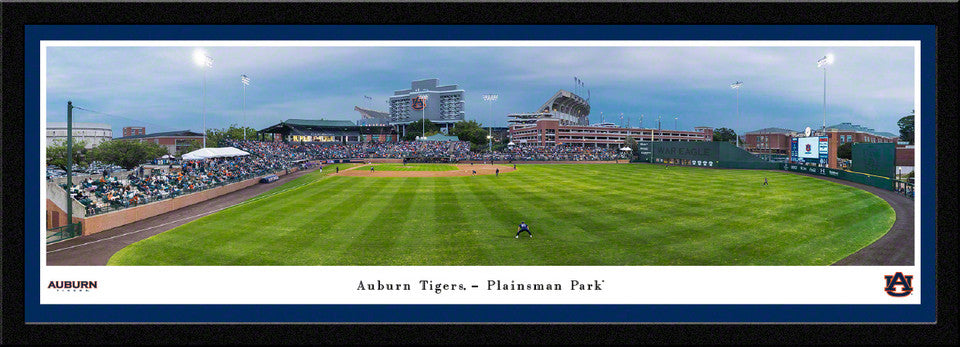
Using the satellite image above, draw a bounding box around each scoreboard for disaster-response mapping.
[791,136,829,165]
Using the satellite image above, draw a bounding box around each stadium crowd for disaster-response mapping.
[468,145,620,161]
[63,155,291,215]
[226,139,471,160]
[61,139,621,215]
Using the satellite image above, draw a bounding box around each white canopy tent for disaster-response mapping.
[181,147,250,160]
[619,147,632,151]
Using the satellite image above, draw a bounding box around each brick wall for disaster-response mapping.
[45,167,300,237]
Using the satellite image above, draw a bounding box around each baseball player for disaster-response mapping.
[516,221,532,238]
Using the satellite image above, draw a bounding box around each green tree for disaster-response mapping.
[624,136,638,151]
[402,119,441,141]
[206,124,259,147]
[450,120,490,150]
[176,139,203,156]
[898,112,914,144]
[623,136,639,159]
[713,127,738,143]
[46,139,89,171]
[837,142,853,160]
[89,140,168,170]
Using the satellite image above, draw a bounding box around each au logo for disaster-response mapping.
[884,272,913,297]
[411,96,425,110]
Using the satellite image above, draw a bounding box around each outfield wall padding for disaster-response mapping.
[851,143,896,178]
[718,161,782,170]
[645,141,764,163]
[781,163,894,191]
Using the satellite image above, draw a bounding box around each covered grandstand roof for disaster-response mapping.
[509,89,590,126]
[354,106,390,119]
[745,127,798,135]
[827,122,898,138]
[115,130,204,140]
[259,119,359,136]
[537,89,590,119]
[181,147,250,160]
[283,119,357,127]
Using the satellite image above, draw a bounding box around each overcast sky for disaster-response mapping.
[45,45,914,136]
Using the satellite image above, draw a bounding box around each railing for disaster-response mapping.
[78,168,290,217]
[47,223,82,244]
[893,180,915,199]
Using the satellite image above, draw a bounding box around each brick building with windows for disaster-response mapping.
[510,119,713,147]
[744,127,799,156]
[122,126,146,137]
[115,130,205,155]
[827,122,899,145]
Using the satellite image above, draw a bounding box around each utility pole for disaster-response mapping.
[66,101,74,234]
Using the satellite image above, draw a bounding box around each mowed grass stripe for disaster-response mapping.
[431,178,489,264]
[476,171,607,265]
[334,177,413,264]
[109,164,896,265]
[107,169,363,265]
[506,166,643,264]
[462,175,559,264]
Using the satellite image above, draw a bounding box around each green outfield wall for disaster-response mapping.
[850,143,896,178]
[637,141,898,191]
[781,163,895,191]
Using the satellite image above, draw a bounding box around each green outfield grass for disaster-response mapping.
[369,164,458,171]
[108,164,895,266]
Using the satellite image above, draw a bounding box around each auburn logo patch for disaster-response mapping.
[884,272,913,297]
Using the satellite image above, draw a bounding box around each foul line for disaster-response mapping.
[45,208,225,254]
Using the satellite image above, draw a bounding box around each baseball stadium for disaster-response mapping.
[45,82,915,267]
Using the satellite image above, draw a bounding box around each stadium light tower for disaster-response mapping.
[193,49,213,147]
[817,54,834,134]
[241,74,250,140]
[730,81,743,148]
[483,93,498,152]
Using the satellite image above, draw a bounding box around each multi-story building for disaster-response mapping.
[507,91,710,147]
[822,122,898,144]
[746,122,898,156]
[46,122,113,149]
[744,127,799,156]
[115,130,205,155]
[507,89,590,126]
[510,119,713,147]
[388,79,465,134]
[122,126,146,137]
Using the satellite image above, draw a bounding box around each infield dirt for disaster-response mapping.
[335,164,515,177]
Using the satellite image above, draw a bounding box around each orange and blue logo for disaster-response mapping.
[411,96,425,110]
[884,272,913,297]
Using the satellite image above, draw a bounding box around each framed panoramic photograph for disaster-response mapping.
[4,1,953,344]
